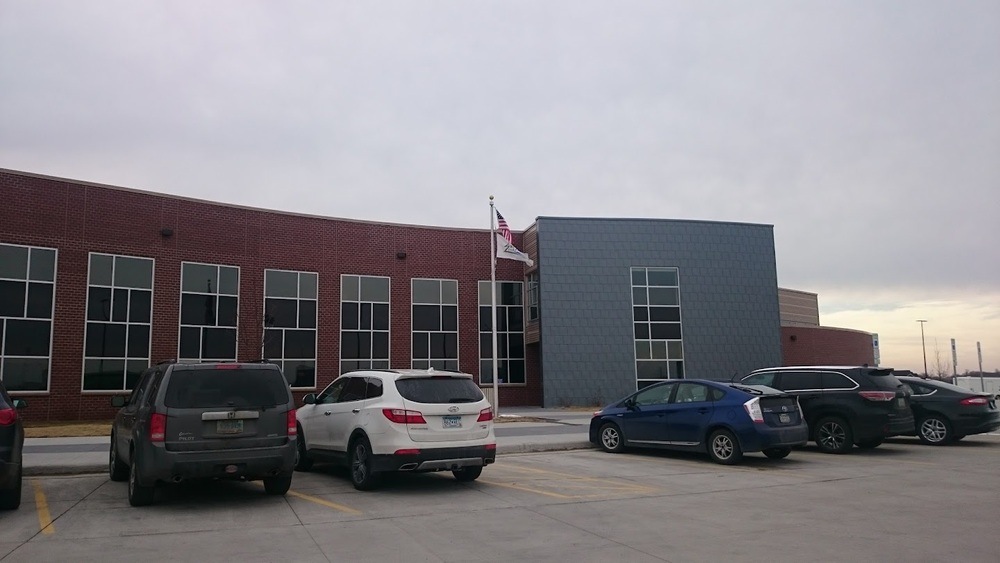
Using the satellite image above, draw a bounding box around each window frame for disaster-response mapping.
[631,267,685,390]
[339,274,391,375]
[0,243,58,394]
[478,280,526,386]
[263,268,319,390]
[410,278,459,371]
[178,261,241,363]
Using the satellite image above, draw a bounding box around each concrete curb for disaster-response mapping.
[24,441,597,477]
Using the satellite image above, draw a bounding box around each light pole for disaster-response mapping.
[916,320,928,377]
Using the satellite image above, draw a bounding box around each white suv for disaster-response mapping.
[295,369,496,490]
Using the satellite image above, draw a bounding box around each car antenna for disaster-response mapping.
[729,370,740,383]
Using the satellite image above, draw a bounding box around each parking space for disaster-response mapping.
[2,435,999,562]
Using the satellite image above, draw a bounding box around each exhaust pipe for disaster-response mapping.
[171,476,183,483]
[398,463,418,471]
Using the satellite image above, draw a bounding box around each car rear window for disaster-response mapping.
[395,377,484,404]
[164,368,290,408]
[864,369,904,391]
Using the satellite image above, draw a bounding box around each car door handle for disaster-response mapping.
[352,409,361,414]
[697,408,709,414]
[324,411,332,416]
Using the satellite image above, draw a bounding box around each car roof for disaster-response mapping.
[750,365,894,372]
[343,368,475,380]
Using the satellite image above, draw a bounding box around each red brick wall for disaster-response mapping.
[1,169,540,421]
[781,326,875,367]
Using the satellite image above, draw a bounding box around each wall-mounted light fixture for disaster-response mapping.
[789,335,797,342]
[160,228,174,238]
[396,251,407,259]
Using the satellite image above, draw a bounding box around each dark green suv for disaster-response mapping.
[110,361,297,506]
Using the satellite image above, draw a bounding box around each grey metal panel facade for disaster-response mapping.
[535,217,782,407]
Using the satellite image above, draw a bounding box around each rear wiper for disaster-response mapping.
[449,398,476,403]
[731,384,763,395]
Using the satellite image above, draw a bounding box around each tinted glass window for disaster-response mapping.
[320,378,347,404]
[365,377,383,399]
[633,383,673,406]
[339,377,368,402]
[395,377,484,403]
[741,372,776,387]
[673,383,709,403]
[780,371,823,391]
[864,369,904,391]
[821,372,856,389]
[709,387,726,401]
[163,368,288,408]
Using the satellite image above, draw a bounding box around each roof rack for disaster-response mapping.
[155,359,177,366]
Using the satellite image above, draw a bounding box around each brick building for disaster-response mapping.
[2,168,789,420]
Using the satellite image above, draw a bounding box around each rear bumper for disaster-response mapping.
[135,440,296,485]
[953,412,1000,436]
[740,424,809,452]
[371,444,496,473]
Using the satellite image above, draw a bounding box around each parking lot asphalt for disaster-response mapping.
[21,408,596,476]
[4,433,999,563]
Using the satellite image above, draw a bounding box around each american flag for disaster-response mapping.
[496,210,513,244]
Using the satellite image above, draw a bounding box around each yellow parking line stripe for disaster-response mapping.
[286,490,362,515]
[480,480,579,499]
[31,480,54,535]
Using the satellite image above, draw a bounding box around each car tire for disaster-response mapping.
[295,427,313,471]
[452,465,483,482]
[917,415,953,445]
[0,465,22,510]
[762,447,791,460]
[263,472,293,495]
[856,438,883,450]
[127,453,155,507]
[814,416,853,454]
[598,422,626,453]
[109,434,128,482]
[707,429,743,465]
[349,435,380,491]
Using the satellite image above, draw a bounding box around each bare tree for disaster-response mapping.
[930,339,951,380]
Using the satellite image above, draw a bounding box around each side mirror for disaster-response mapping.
[111,396,127,408]
[12,399,26,410]
[624,398,637,411]
[302,393,317,405]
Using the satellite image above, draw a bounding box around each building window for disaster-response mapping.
[179,262,239,362]
[263,269,318,389]
[411,278,458,371]
[526,273,539,322]
[631,267,685,389]
[83,254,154,391]
[0,243,56,392]
[341,275,390,374]
[479,281,525,385]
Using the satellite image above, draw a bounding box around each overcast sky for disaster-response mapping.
[1,1,998,372]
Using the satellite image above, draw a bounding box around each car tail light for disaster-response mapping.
[394,449,421,455]
[859,391,896,402]
[743,398,764,423]
[960,397,989,406]
[477,407,494,422]
[214,364,240,370]
[287,409,297,435]
[382,409,427,424]
[0,408,17,426]
[149,413,166,442]
[485,443,496,451]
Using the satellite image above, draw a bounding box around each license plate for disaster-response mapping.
[217,419,244,434]
[442,416,462,429]
[779,414,791,424]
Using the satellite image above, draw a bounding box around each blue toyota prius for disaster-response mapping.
[589,379,809,464]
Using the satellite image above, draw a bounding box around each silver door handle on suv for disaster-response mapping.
[324,411,332,416]
[352,409,361,414]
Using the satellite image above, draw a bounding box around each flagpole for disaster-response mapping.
[489,196,499,417]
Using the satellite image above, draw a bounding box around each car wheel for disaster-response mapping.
[349,436,380,491]
[598,422,626,453]
[762,447,791,460]
[294,427,313,471]
[0,465,21,510]
[918,415,952,445]
[452,465,483,482]
[707,429,743,465]
[127,453,155,507]
[109,434,129,482]
[814,417,853,454]
[856,438,883,449]
[263,472,293,495]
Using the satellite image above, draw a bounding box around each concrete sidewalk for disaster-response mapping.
[23,408,596,476]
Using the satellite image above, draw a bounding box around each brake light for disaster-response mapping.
[382,409,427,424]
[215,364,240,370]
[477,407,494,422]
[960,397,989,406]
[743,398,764,423]
[0,408,16,426]
[394,449,421,455]
[485,443,496,451]
[149,413,166,442]
[287,409,297,435]
[859,391,896,402]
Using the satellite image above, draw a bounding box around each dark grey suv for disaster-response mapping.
[1,381,26,510]
[740,366,914,454]
[110,361,297,506]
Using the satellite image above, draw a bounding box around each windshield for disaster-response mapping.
[395,377,484,404]
[164,368,289,408]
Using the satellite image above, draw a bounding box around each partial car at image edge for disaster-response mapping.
[0,381,26,511]
[897,375,1000,445]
